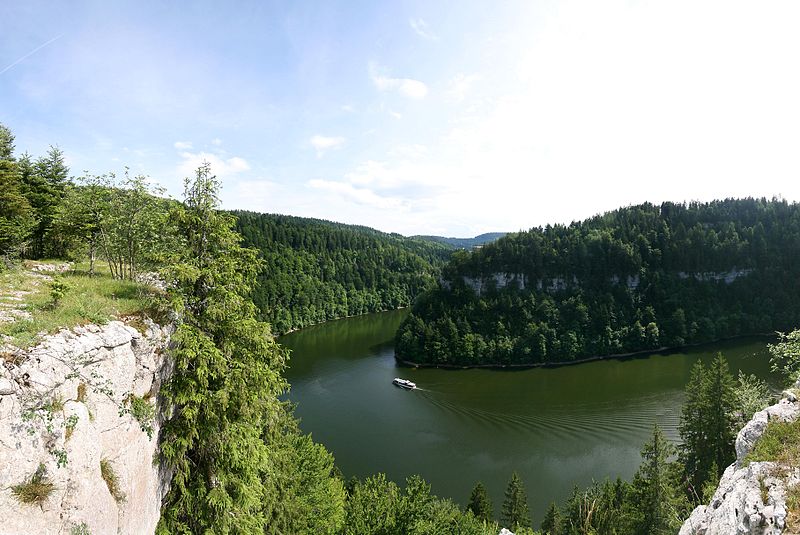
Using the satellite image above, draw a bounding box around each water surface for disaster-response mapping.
[281,309,775,520]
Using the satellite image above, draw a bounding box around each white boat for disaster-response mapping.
[392,377,416,390]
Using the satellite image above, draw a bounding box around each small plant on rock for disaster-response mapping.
[100,458,125,503]
[120,393,155,439]
[11,464,55,506]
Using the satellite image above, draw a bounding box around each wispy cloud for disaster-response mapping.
[211,138,222,146]
[446,73,480,103]
[0,34,63,75]
[409,18,437,40]
[310,135,346,157]
[369,63,428,99]
[174,141,193,150]
[177,151,250,177]
[309,179,404,210]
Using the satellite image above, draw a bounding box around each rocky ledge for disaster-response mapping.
[0,320,172,535]
[680,382,800,535]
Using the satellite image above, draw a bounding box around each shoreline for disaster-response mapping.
[394,332,776,370]
[276,306,409,337]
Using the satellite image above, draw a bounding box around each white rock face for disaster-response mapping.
[0,320,172,535]
[679,387,800,535]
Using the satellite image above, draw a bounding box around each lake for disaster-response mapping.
[280,309,776,521]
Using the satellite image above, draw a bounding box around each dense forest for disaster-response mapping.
[233,211,452,333]
[396,199,800,366]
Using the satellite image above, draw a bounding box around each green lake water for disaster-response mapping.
[280,309,776,521]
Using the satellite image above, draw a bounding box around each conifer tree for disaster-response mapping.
[157,163,290,533]
[501,471,532,530]
[540,501,561,534]
[466,481,493,522]
[679,353,736,501]
[0,124,34,262]
[631,424,681,534]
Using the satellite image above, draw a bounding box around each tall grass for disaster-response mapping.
[0,262,158,347]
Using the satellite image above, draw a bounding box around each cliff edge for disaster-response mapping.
[0,320,172,535]
[680,383,800,535]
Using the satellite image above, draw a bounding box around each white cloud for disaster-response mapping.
[446,73,480,103]
[369,63,428,99]
[341,104,355,112]
[178,151,250,178]
[409,18,437,40]
[310,135,346,157]
[211,138,222,146]
[174,141,193,150]
[389,110,402,120]
[309,179,404,210]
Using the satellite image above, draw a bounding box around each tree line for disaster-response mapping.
[396,199,800,366]
[233,211,451,334]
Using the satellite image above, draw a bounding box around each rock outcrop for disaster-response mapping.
[0,320,172,535]
[679,383,800,535]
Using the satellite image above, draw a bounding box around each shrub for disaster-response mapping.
[100,458,125,502]
[11,464,55,506]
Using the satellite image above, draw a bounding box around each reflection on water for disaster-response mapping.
[281,309,776,520]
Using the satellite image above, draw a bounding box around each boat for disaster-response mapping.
[392,377,416,390]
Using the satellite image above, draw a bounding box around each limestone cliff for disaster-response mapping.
[679,384,800,535]
[0,320,172,535]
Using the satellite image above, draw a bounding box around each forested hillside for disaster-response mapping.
[396,199,800,366]
[233,211,452,334]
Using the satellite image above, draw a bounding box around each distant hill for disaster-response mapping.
[396,198,800,367]
[414,232,507,249]
[232,211,452,334]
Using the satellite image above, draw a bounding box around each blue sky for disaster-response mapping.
[3,1,800,237]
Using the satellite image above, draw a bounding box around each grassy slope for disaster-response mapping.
[0,260,156,348]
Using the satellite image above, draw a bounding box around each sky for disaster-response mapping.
[2,1,800,237]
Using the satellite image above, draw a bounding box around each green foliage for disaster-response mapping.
[100,458,126,503]
[0,123,35,263]
[20,145,70,258]
[466,481,493,522]
[232,210,451,334]
[679,353,737,501]
[501,472,531,530]
[156,163,291,533]
[540,501,561,534]
[343,473,495,535]
[769,328,800,382]
[48,279,69,308]
[744,417,800,466]
[630,425,684,534]
[397,199,800,366]
[12,463,55,506]
[559,479,633,535]
[261,405,346,534]
[732,371,772,431]
[70,522,92,535]
[120,394,155,439]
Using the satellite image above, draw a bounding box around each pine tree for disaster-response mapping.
[501,471,531,530]
[157,163,291,533]
[20,146,69,258]
[540,501,561,534]
[679,353,736,501]
[631,424,681,534]
[466,481,493,522]
[0,123,34,262]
